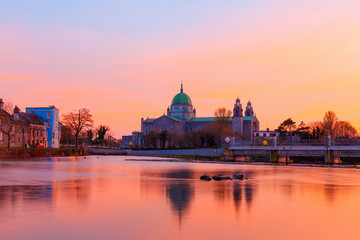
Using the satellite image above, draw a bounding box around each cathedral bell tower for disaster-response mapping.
[233,98,243,117]
[245,101,254,116]
[231,98,243,135]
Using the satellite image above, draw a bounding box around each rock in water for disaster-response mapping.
[200,174,212,181]
[212,175,232,181]
[233,174,244,180]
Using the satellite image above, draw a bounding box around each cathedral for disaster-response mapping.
[122,84,259,148]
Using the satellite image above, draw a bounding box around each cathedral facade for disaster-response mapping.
[122,84,259,148]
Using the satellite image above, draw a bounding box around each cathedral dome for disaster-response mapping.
[168,83,195,121]
[171,83,192,105]
[171,92,192,105]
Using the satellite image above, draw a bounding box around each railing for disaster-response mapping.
[333,139,360,146]
[231,137,360,147]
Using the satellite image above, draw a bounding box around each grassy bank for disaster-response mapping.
[0,147,87,158]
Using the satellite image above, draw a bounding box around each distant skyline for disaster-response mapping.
[1,0,360,137]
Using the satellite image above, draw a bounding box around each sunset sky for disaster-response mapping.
[1,0,360,137]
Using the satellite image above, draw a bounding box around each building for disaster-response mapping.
[122,131,143,149]
[253,128,280,139]
[0,100,47,148]
[26,106,61,148]
[12,106,48,148]
[0,99,12,147]
[122,84,260,148]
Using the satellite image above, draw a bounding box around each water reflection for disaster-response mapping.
[232,182,242,211]
[0,185,53,207]
[165,170,194,226]
[166,181,194,225]
[0,179,91,219]
[140,168,259,225]
[2,157,360,240]
[56,179,91,204]
[141,169,195,226]
[231,182,255,211]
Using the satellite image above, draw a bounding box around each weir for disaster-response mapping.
[229,145,360,164]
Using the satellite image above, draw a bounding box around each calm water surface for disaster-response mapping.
[0,156,360,240]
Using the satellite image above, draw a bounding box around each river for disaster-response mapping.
[0,156,359,240]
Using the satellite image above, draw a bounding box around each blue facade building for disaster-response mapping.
[26,106,61,148]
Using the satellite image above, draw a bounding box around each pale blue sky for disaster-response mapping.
[1,0,360,137]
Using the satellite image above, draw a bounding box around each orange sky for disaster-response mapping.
[1,1,360,137]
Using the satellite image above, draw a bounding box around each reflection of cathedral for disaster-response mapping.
[140,169,195,226]
[139,168,258,227]
[123,84,260,147]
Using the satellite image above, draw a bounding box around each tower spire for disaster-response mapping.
[181,81,183,93]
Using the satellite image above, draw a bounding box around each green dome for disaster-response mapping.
[171,92,192,105]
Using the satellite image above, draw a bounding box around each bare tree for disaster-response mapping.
[0,122,22,148]
[213,107,233,145]
[159,130,169,149]
[142,129,159,149]
[334,121,358,139]
[62,108,94,148]
[322,111,338,138]
[3,101,14,115]
[214,107,232,123]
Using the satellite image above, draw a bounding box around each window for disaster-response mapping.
[0,118,2,126]
[12,136,15,142]
[46,122,50,128]
[47,112,51,118]
[0,132,3,141]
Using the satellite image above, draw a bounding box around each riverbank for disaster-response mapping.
[128,153,221,161]
[0,148,87,158]
[125,148,224,161]
[125,158,360,169]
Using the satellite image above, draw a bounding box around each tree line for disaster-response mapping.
[277,111,358,139]
[61,108,119,148]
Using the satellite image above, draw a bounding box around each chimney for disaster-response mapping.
[13,105,20,120]
[0,99,3,110]
[14,106,20,114]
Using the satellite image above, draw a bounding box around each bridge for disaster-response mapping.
[85,145,128,155]
[227,138,360,164]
